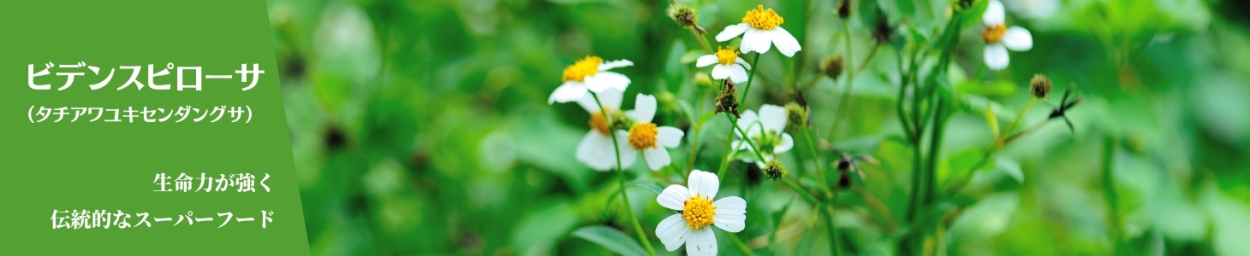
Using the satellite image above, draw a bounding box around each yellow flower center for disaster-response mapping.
[715,46,739,65]
[683,195,716,229]
[742,5,784,30]
[563,56,603,82]
[982,24,1006,44]
[627,123,658,150]
[589,111,612,136]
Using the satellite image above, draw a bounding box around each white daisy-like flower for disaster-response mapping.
[548,56,634,104]
[655,170,746,256]
[618,94,685,171]
[573,88,633,171]
[715,5,802,57]
[981,0,1033,70]
[695,46,751,83]
[733,104,794,165]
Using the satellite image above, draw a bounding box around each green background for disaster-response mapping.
[0,0,310,255]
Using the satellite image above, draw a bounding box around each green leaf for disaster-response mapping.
[858,0,882,28]
[993,156,1023,183]
[958,0,990,30]
[632,183,664,195]
[572,226,649,256]
[956,80,1017,97]
[680,50,706,64]
[664,41,688,93]
[943,148,986,187]
[944,193,1019,253]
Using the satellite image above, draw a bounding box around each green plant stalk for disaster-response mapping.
[828,21,856,140]
[923,98,947,209]
[591,92,657,256]
[1102,136,1122,255]
[803,127,833,196]
[690,27,713,54]
[738,53,762,107]
[896,48,916,143]
[726,229,756,256]
[780,177,819,205]
[1001,98,1038,140]
[824,199,841,256]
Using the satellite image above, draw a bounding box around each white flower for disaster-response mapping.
[715,5,802,57]
[655,170,746,256]
[695,46,751,83]
[573,88,632,171]
[548,56,634,104]
[981,0,1033,70]
[733,104,794,165]
[619,94,684,171]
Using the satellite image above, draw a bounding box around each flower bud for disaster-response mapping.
[695,72,713,87]
[819,55,845,81]
[1030,74,1052,99]
[784,102,808,131]
[763,159,787,181]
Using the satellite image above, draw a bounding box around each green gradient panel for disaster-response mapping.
[0,0,310,255]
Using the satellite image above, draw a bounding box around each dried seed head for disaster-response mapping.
[1030,74,1052,99]
[784,102,808,131]
[763,159,787,180]
[715,80,740,118]
[837,0,850,19]
[819,55,845,81]
[668,4,698,29]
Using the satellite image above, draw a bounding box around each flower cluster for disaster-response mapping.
[544,1,1057,255]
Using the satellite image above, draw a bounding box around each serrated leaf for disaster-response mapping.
[572,226,649,256]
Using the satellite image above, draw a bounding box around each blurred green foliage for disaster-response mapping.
[267,0,1250,255]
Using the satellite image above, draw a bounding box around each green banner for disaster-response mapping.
[0,1,309,254]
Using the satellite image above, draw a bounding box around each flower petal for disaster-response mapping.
[711,64,730,81]
[758,104,787,134]
[655,214,690,252]
[599,59,633,71]
[575,87,624,113]
[687,170,719,199]
[743,29,772,54]
[713,196,747,232]
[657,126,684,148]
[631,94,657,123]
[984,44,1010,70]
[775,132,795,154]
[1002,26,1033,51]
[686,227,718,256]
[584,71,630,92]
[728,65,749,83]
[657,184,690,210]
[984,0,1005,26]
[548,82,587,104]
[695,55,718,67]
[771,27,802,57]
[734,57,751,70]
[644,148,672,171]
[737,110,760,138]
[575,131,616,171]
[715,23,749,42]
[615,130,638,168]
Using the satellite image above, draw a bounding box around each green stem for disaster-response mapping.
[780,177,819,205]
[1102,136,1122,255]
[824,199,841,256]
[591,92,657,256]
[1001,98,1038,141]
[828,21,856,140]
[738,53,762,107]
[923,98,947,208]
[726,230,756,256]
[690,27,713,54]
